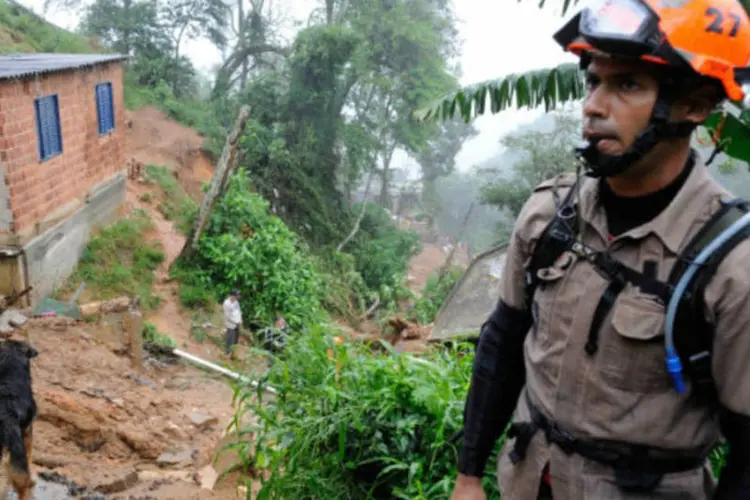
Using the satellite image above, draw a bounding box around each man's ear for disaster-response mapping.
[674,84,722,124]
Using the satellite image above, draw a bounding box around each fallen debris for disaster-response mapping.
[156,448,196,468]
[0,307,26,334]
[387,317,432,342]
[198,465,218,490]
[80,296,132,318]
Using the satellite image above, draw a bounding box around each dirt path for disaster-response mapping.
[11,107,251,499]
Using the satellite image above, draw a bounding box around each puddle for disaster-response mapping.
[5,473,106,500]
[6,479,72,500]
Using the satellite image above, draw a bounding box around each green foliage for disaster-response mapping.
[415,63,585,123]
[142,164,198,234]
[173,171,326,331]
[313,251,372,322]
[227,325,500,499]
[481,108,581,219]
[143,321,176,348]
[348,203,422,304]
[60,209,164,310]
[0,0,97,53]
[408,267,463,325]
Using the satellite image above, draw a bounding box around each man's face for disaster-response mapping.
[582,56,660,156]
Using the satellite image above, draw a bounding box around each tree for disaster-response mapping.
[416,116,479,229]
[412,0,750,167]
[162,0,230,63]
[480,108,580,218]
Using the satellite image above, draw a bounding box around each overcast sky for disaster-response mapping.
[19,0,580,174]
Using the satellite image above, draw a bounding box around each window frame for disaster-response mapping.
[34,94,63,162]
[95,81,115,136]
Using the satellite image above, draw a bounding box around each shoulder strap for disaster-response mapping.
[668,198,750,407]
[524,176,582,307]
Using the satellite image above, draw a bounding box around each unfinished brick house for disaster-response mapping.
[0,53,128,304]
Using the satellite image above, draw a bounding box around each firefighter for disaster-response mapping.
[450,0,750,498]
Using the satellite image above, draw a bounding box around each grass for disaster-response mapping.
[58,209,164,310]
[0,0,98,54]
[143,321,176,348]
[143,164,199,235]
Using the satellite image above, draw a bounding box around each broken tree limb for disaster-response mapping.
[172,348,277,394]
[126,296,143,372]
[178,105,252,262]
[337,169,375,253]
[359,296,380,320]
[437,202,474,283]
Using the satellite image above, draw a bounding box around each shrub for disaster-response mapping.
[59,209,163,309]
[408,266,463,324]
[227,325,500,499]
[173,171,326,331]
[347,203,421,305]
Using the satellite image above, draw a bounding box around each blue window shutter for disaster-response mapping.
[96,83,115,134]
[35,95,62,161]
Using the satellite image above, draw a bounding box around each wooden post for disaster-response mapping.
[127,296,143,372]
[178,105,252,262]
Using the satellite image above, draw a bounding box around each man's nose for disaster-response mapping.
[583,85,608,119]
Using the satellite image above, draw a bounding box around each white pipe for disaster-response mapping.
[173,348,277,394]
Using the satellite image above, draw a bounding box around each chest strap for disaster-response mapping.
[508,396,707,491]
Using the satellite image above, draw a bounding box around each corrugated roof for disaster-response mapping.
[0,53,129,81]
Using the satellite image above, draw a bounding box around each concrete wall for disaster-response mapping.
[0,61,126,244]
[23,171,125,303]
[0,167,11,232]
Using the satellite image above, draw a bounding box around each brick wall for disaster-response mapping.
[0,62,126,238]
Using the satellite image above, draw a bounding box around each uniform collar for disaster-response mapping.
[578,153,723,254]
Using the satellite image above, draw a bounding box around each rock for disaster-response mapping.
[32,453,74,469]
[0,308,24,333]
[4,308,27,327]
[156,448,195,468]
[162,421,186,440]
[188,412,218,428]
[198,465,218,490]
[117,426,163,459]
[79,301,103,318]
[89,467,138,494]
[138,469,195,482]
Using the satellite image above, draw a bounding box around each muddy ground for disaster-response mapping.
[5,106,456,499]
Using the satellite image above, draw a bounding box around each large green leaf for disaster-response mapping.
[413,63,585,123]
[704,102,750,164]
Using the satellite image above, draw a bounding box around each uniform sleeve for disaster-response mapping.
[457,179,564,477]
[704,240,750,498]
[704,239,750,415]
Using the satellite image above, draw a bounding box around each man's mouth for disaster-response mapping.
[583,132,620,153]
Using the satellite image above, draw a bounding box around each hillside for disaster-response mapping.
[0,0,100,54]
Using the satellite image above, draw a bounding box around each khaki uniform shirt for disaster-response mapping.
[495,159,750,499]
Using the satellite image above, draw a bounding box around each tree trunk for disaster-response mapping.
[176,105,252,263]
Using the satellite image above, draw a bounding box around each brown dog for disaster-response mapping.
[0,339,38,500]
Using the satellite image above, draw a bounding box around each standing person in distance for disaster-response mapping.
[223,290,243,358]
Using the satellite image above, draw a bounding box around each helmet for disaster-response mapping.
[554,0,750,177]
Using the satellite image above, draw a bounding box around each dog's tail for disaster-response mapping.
[0,419,28,474]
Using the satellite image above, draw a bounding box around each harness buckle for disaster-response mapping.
[546,423,577,455]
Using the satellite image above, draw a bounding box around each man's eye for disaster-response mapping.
[619,80,640,92]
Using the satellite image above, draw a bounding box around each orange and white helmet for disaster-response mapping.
[554,0,750,176]
[555,0,750,102]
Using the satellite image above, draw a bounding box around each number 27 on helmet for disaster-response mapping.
[554,0,750,105]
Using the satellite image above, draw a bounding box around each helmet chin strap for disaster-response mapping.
[576,95,697,179]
